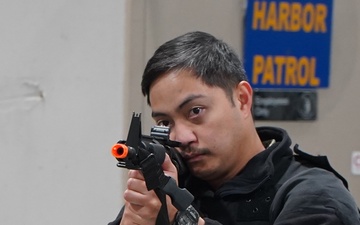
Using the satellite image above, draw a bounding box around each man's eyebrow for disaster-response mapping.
[151,111,167,118]
[151,94,205,118]
[178,94,205,109]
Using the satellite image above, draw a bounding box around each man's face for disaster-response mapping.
[149,70,251,187]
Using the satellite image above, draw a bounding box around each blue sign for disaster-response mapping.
[244,0,333,89]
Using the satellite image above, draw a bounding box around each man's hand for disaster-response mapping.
[120,154,179,225]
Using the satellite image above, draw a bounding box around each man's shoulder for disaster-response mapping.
[272,165,360,224]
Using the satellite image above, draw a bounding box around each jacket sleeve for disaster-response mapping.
[107,206,225,225]
[107,207,124,225]
[203,218,223,225]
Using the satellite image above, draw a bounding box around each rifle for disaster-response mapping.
[111,112,194,223]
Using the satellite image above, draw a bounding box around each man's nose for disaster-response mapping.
[170,123,196,146]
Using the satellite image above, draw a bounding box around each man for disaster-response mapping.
[109,31,360,225]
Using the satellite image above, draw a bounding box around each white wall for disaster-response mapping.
[0,1,127,224]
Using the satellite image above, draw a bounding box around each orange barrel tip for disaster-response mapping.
[111,143,129,159]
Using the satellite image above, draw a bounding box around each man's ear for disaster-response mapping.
[234,81,253,117]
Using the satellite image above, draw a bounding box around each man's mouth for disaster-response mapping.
[183,153,204,163]
[179,147,210,164]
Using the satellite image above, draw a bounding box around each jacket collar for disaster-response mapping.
[186,127,293,198]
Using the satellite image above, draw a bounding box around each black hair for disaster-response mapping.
[141,31,248,105]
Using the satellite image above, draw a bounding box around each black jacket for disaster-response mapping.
[109,127,360,225]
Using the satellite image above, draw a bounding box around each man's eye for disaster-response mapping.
[189,107,203,117]
[157,120,170,127]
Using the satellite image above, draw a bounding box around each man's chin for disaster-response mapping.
[189,166,215,181]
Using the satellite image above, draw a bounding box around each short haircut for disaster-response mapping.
[141,31,248,105]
